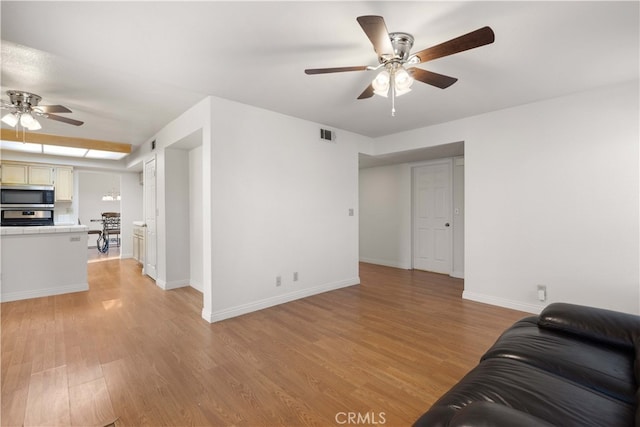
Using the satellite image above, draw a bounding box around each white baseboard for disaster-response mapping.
[202,277,360,323]
[1,283,89,303]
[359,257,411,269]
[450,270,465,279]
[156,279,190,290]
[462,291,543,314]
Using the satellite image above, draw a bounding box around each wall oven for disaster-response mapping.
[1,184,55,226]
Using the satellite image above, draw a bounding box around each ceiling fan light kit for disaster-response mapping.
[305,16,495,117]
[1,90,84,134]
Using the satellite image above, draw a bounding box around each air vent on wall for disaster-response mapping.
[320,128,336,142]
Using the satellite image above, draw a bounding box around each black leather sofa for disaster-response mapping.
[413,303,640,427]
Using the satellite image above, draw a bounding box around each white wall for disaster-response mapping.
[163,148,191,288]
[452,157,464,278]
[359,164,412,269]
[371,80,640,315]
[189,145,203,292]
[207,97,364,321]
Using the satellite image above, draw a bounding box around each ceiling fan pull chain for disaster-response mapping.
[391,70,396,117]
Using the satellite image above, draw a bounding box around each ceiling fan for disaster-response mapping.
[305,16,495,115]
[1,90,84,131]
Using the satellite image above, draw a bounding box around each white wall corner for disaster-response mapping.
[201,308,214,323]
[207,277,360,323]
[156,278,190,290]
[450,271,465,279]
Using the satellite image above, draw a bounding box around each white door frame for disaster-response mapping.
[411,158,454,274]
[143,156,157,280]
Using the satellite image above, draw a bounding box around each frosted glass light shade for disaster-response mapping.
[394,68,414,97]
[20,113,36,128]
[372,70,390,97]
[26,118,42,130]
[2,113,19,127]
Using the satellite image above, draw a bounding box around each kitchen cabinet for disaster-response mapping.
[133,224,146,265]
[1,163,73,201]
[54,166,74,201]
[1,226,89,302]
[1,163,28,184]
[29,165,55,185]
[1,162,55,185]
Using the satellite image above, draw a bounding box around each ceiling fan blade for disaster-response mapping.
[34,105,72,114]
[305,66,369,75]
[408,68,458,89]
[357,15,394,58]
[42,113,84,126]
[412,26,495,63]
[357,84,375,100]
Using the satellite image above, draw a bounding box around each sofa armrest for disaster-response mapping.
[413,402,555,427]
[538,303,640,350]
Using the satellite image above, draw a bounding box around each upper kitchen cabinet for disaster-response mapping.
[1,162,74,201]
[1,162,54,185]
[54,166,74,202]
[29,164,55,185]
[0,163,29,184]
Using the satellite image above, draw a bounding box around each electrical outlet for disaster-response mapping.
[293,272,298,282]
[276,276,282,287]
[537,285,547,302]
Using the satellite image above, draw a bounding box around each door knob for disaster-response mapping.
[445,223,450,227]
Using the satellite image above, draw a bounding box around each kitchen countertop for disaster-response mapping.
[0,225,89,235]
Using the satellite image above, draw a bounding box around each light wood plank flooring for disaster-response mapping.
[1,261,529,426]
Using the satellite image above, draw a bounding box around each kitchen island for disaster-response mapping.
[1,225,89,302]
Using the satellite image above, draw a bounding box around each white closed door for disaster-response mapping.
[144,157,157,280]
[412,161,453,274]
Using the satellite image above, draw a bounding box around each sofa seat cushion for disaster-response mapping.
[481,317,636,403]
[413,358,635,427]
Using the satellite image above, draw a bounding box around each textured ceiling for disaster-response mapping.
[1,1,638,150]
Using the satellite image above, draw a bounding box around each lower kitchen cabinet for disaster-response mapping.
[133,224,145,265]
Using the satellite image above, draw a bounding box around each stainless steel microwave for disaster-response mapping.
[0,184,55,208]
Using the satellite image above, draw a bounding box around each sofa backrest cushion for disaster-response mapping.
[538,303,640,350]
[482,317,636,403]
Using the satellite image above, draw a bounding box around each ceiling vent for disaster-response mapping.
[320,128,336,142]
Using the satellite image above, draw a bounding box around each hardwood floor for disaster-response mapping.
[1,261,529,426]
[87,246,121,263]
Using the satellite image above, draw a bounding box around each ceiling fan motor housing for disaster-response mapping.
[7,90,42,111]
[387,32,414,62]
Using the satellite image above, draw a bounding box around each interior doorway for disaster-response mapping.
[78,171,121,261]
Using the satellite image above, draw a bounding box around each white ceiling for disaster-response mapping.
[1,1,638,155]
